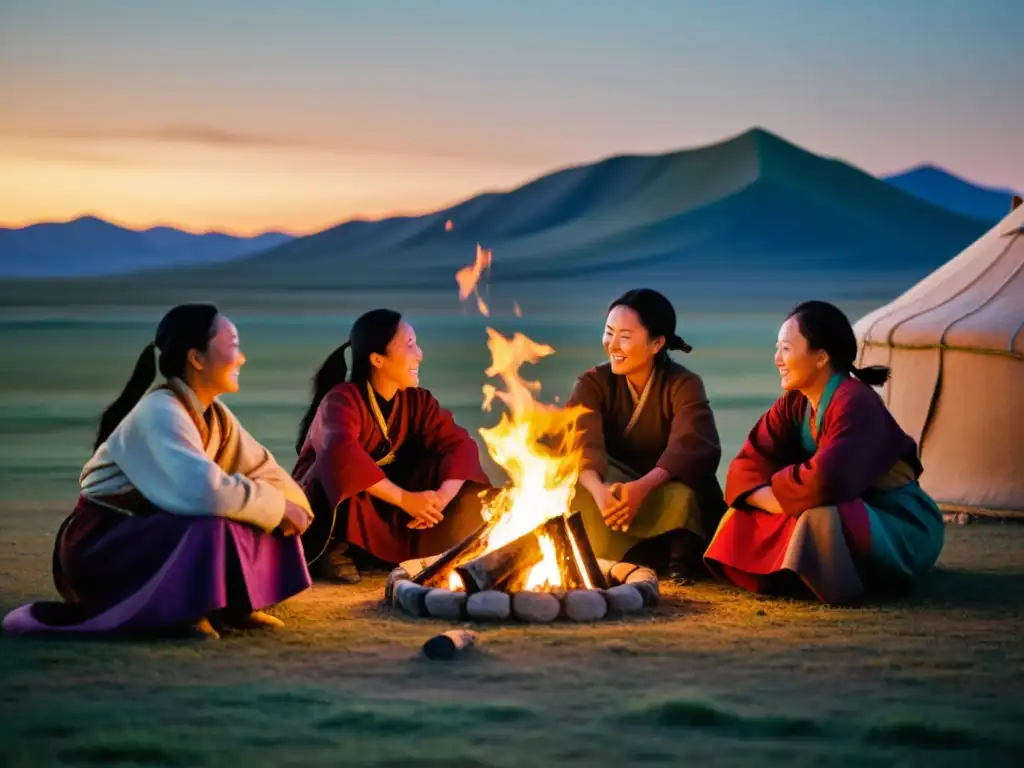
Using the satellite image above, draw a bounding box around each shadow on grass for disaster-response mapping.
[893,567,1024,612]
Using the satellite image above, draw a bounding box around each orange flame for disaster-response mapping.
[456,244,492,317]
[476,327,588,579]
[451,245,590,591]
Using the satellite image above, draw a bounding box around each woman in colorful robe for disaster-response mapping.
[3,304,314,640]
[293,309,492,584]
[704,300,945,605]
[567,289,726,576]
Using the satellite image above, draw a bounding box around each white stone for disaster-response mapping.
[511,591,561,623]
[625,566,659,586]
[394,580,432,617]
[602,584,644,614]
[465,591,511,620]
[385,567,409,602]
[563,589,608,621]
[424,588,467,620]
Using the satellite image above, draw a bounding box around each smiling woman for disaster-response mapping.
[566,289,727,578]
[292,309,493,584]
[2,304,315,640]
[704,300,946,605]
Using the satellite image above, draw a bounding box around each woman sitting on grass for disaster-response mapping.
[293,308,492,584]
[566,288,727,578]
[703,300,945,604]
[3,304,314,640]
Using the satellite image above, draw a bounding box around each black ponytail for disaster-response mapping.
[669,333,693,354]
[92,303,220,450]
[93,343,158,449]
[296,309,404,453]
[295,342,351,454]
[851,365,891,387]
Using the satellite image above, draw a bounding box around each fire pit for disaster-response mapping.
[384,511,660,622]
[383,247,660,622]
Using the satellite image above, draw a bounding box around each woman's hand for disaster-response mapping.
[745,485,784,515]
[589,483,625,527]
[278,501,314,536]
[604,481,649,532]
[402,490,445,528]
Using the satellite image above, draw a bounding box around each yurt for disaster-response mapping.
[854,197,1024,519]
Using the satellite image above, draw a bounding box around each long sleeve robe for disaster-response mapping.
[82,385,310,533]
[705,374,945,604]
[566,361,726,541]
[3,378,312,636]
[293,382,491,564]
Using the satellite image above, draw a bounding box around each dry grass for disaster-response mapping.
[2,502,1023,767]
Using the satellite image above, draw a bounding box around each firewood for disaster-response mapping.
[421,629,478,660]
[565,511,610,590]
[412,520,492,588]
[455,529,544,594]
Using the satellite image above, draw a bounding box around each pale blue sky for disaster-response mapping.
[1,0,1019,233]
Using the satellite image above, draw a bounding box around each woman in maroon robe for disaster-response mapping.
[703,301,945,604]
[293,309,492,583]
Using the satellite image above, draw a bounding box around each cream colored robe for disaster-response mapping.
[80,379,311,533]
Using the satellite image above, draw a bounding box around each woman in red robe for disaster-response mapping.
[703,301,945,604]
[293,309,492,583]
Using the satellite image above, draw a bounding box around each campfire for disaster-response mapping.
[384,245,659,622]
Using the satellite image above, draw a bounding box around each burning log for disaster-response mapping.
[565,511,609,590]
[454,513,588,594]
[412,519,492,588]
[455,529,545,594]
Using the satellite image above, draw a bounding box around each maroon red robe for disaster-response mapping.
[293,381,492,565]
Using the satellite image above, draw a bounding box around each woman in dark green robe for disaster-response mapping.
[567,289,726,576]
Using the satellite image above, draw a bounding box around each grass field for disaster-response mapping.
[2,298,1022,766]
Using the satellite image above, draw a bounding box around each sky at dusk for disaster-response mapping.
[1,0,1020,236]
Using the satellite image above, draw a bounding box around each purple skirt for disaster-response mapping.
[2,497,311,636]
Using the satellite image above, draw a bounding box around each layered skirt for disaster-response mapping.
[703,483,945,605]
[3,497,311,636]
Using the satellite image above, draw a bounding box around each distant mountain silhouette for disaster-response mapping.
[883,165,1020,223]
[0,215,292,277]
[0,129,991,309]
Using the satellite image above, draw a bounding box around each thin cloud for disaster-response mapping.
[14,124,316,150]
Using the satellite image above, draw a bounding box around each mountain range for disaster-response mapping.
[0,128,1002,309]
[882,165,1020,223]
[0,216,291,277]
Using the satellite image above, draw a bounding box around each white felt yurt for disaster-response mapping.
[854,197,1024,518]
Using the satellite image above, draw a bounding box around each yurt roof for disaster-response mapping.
[854,203,1024,357]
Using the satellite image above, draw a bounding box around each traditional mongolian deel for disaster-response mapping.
[294,381,492,565]
[567,361,726,559]
[704,373,945,605]
[2,378,312,636]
